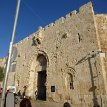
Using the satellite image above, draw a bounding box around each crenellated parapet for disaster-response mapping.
[14,2,93,47]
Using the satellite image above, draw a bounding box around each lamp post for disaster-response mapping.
[1,0,21,107]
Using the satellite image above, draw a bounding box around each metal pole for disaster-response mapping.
[1,0,21,107]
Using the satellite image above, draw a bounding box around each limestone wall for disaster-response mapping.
[95,14,107,106]
[8,2,107,107]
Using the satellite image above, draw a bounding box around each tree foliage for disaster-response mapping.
[0,67,4,81]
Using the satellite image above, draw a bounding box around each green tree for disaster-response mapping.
[0,67,4,81]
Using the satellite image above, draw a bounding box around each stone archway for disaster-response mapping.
[65,67,75,91]
[36,54,47,100]
[27,52,48,100]
[65,73,74,90]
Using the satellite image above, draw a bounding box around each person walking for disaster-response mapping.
[22,86,27,99]
[4,90,9,107]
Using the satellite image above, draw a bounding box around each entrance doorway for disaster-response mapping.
[37,70,46,100]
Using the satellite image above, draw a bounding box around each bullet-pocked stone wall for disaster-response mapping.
[7,2,107,107]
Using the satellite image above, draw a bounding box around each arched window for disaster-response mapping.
[65,73,74,90]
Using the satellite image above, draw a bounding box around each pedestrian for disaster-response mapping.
[20,96,32,107]
[5,90,15,107]
[22,86,27,99]
[4,90,10,107]
[22,91,25,99]
[63,102,71,107]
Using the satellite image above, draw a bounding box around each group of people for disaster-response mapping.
[4,86,32,107]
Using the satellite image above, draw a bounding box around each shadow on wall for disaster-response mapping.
[63,102,71,107]
[76,51,102,107]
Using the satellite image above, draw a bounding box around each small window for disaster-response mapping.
[51,86,55,92]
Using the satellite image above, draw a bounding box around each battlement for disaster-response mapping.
[15,2,93,46]
[39,2,93,31]
[15,32,36,46]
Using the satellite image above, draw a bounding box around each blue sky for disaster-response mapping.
[0,0,107,58]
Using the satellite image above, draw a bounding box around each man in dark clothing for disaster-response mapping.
[20,97,32,107]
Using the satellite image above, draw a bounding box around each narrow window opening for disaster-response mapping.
[78,33,81,42]
[65,73,74,90]
[69,74,74,89]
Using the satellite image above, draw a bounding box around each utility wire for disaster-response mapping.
[22,0,46,25]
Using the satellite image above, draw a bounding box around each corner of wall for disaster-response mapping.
[79,2,93,13]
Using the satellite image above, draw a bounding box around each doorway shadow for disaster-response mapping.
[37,70,46,101]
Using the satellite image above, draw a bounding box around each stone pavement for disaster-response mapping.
[15,100,85,107]
[1,98,84,107]
[15,100,63,107]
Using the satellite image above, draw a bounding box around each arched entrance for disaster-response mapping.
[27,52,48,101]
[36,54,47,100]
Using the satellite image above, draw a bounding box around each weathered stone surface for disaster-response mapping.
[5,2,107,107]
[95,14,107,106]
